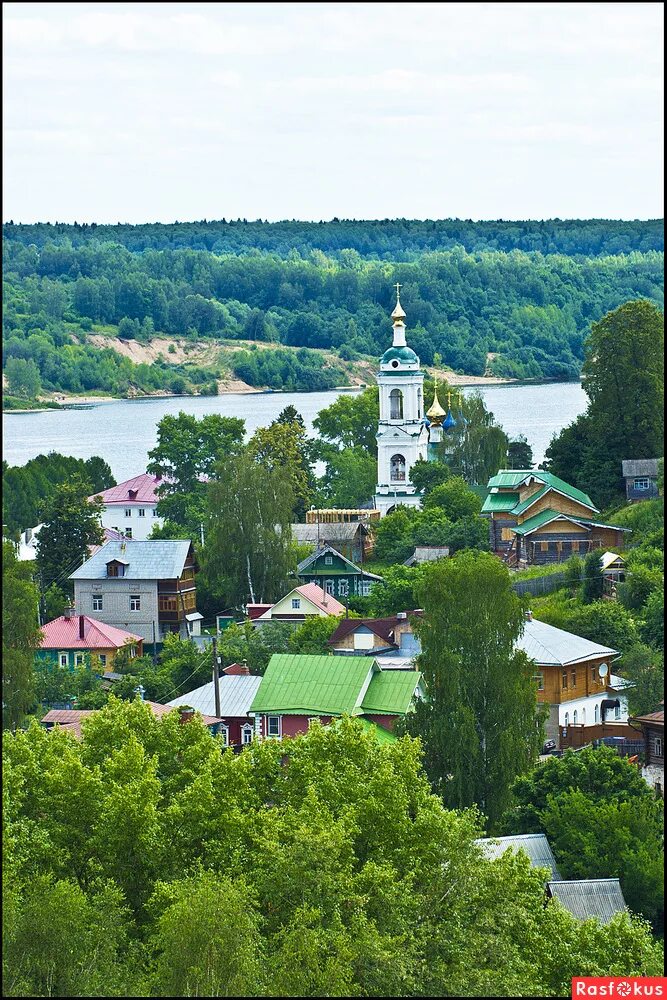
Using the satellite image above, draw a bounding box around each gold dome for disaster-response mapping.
[427,384,446,425]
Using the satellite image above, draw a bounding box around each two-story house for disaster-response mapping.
[89,473,164,540]
[481,469,630,565]
[70,539,198,646]
[296,545,383,600]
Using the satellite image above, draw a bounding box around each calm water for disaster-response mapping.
[3,382,587,481]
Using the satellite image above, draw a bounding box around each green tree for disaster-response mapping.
[216,620,293,675]
[423,475,482,519]
[319,447,377,509]
[202,453,295,608]
[313,386,379,454]
[5,357,41,398]
[581,549,604,603]
[35,478,104,593]
[640,587,664,649]
[507,435,534,469]
[619,643,664,716]
[404,551,544,826]
[3,541,42,729]
[566,600,638,650]
[410,458,450,496]
[618,565,663,612]
[248,419,314,518]
[42,583,70,622]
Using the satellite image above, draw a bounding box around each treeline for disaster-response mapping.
[232,346,344,391]
[4,217,663,257]
[3,453,115,535]
[3,233,664,386]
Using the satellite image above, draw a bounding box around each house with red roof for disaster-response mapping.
[37,609,143,672]
[251,582,346,626]
[89,473,164,540]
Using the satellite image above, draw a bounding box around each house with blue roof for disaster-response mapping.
[70,539,198,646]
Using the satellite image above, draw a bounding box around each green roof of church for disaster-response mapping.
[381,346,419,365]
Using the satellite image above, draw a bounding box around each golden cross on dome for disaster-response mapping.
[394,281,402,299]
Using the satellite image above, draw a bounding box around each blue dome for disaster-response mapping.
[443,410,457,431]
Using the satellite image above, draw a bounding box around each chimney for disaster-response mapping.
[64,606,75,621]
[525,609,533,621]
[178,706,195,725]
[396,612,408,620]
[79,615,85,640]
[223,661,250,676]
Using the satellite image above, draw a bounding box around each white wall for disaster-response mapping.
[101,503,163,540]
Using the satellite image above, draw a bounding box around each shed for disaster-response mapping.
[546,879,627,924]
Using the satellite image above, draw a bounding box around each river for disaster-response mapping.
[3,381,587,481]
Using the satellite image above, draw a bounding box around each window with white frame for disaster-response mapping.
[655,737,663,758]
[59,652,69,668]
[220,725,229,746]
[324,554,333,565]
[124,508,132,517]
[634,478,650,491]
[152,508,158,516]
[573,710,578,725]
[325,579,335,595]
[564,712,569,726]
[339,579,349,597]
[291,598,301,610]
[308,717,320,728]
[74,653,85,667]
[129,646,136,658]
[267,716,281,738]
[615,704,621,720]
[241,725,253,745]
[595,704,599,723]
[125,528,133,539]
[92,594,103,611]
[130,595,141,611]
[533,672,544,691]
[138,508,145,517]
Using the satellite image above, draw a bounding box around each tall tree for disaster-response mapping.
[35,478,104,595]
[2,541,42,729]
[202,453,295,608]
[313,386,379,454]
[507,435,534,469]
[545,300,664,507]
[248,419,314,519]
[404,551,544,826]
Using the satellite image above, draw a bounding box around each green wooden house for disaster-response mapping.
[296,545,383,600]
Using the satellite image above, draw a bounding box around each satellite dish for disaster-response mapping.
[599,663,609,678]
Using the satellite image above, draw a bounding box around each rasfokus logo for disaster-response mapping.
[572,979,667,998]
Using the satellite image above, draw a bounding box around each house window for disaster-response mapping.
[571,669,577,688]
[106,562,124,577]
[634,478,650,491]
[361,580,372,596]
[267,716,281,738]
[74,653,84,667]
[92,594,103,611]
[129,646,136,659]
[655,737,663,758]
[540,541,549,552]
[591,665,597,685]
[99,654,107,667]
[308,717,320,728]
[152,508,159,516]
[562,671,568,690]
[125,528,133,539]
[324,555,333,565]
[564,712,569,726]
[389,388,404,420]
[390,453,406,482]
[241,725,253,745]
[595,704,599,723]
[614,704,621,720]
[124,508,132,517]
[220,725,229,746]
[59,652,69,668]
[130,595,141,611]
[573,710,578,725]
[159,595,177,612]
[533,672,544,691]
[325,579,335,596]
[572,540,579,552]
[339,580,349,597]
[291,598,301,610]
[582,708,586,723]
[138,508,145,517]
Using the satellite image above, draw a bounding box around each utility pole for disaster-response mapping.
[212,636,221,718]
[152,621,157,667]
[200,522,205,546]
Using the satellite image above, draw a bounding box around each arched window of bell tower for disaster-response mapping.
[389,388,403,420]
[390,454,406,482]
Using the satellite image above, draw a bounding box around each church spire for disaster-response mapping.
[391,282,407,347]
[426,380,446,426]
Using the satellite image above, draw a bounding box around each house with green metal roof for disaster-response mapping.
[481,470,630,565]
[297,545,384,600]
[248,652,421,741]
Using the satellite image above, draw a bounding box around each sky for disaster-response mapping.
[3,2,663,223]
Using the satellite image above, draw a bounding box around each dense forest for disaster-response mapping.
[2,219,663,399]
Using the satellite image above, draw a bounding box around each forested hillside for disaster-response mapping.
[3,219,663,400]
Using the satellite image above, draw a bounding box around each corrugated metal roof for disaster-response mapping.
[70,540,192,581]
[292,523,365,543]
[622,459,660,478]
[168,675,261,718]
[632,710,664,725]
[90,473,162,506]
[361,670,421,714]
[513,509,582,535]
[547,879,626,924]
[485,471,596,511]
[520,617,617,666]
[481,492,520,513]
[40,615,142,650]
[475,834,561,879]
[249,654,373,716]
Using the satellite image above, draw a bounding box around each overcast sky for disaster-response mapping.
[3,2,663,223]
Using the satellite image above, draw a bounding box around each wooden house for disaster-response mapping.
[252,583,346,625]
[291,521,372,563]
[296,545,383,600]
[70,539,198,646]
[328,611,422,659]
[481,469,630,565]
[168,669,262,749]
[630,707,664,795]
[248,652,421,740]
[36,611,143,673]
[621,459,661,502]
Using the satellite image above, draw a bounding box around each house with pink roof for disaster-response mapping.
[89,473,164,540]
[252,582,346,626]
[37,609,143,672]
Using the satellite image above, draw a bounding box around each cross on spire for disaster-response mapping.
[394,281,402,299]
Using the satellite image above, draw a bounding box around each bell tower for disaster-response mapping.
[374,286,429,516]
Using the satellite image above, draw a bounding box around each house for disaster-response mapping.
[36,611,143,672]
[630,707,664,795]
[168,668,262,750]
[600,551,626,598]
[403,545,449,566]
[327,611,422,664]
[89,473,164,540]
[621,459,661,502]
[520,612,629,747]
[291,521,372,563]
[248,652,422,740]
[296,545,384,600]
[70,539,198,646]
[481,469,630,565]
[546,880,627,924]
[40,700,225,739]
[252,583,346,625]
[475,834,561,879]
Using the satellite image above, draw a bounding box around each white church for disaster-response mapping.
[374,286,455,516]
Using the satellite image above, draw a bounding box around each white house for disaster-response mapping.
[251,583,346,626]
[89,473,164,540]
